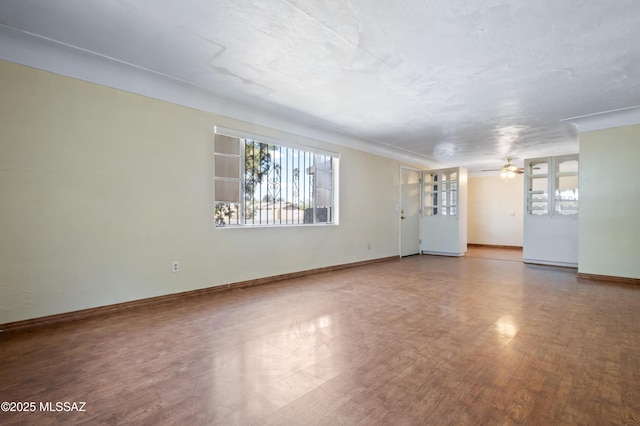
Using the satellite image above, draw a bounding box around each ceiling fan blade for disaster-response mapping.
[482,164,536,174]
[481,167,525,174]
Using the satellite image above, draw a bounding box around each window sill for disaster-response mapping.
[215,222,338,229]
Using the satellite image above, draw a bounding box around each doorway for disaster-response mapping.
[400,167,421,257]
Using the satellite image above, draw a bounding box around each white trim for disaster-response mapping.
[562,106,640,133]
[215,223,338,230]
[421,250,465,257]
[523,259,578,268]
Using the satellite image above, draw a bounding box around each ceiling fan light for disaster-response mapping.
[501,170,508,178]
[507,170,515,178]
[507,164,518,172]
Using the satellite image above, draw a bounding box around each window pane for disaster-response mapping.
[531,177,547,192]
[530,161,548,175]
[555,198,578,215]
[556,175,579,215]
[558,175,578,190]
[528,177,548,215]
[316,187,333,208]
[215,202,240,226]
[215,155,240,179]
[315,155,333,211]
[215,134,240,155]
[558,159,578,173]
[215,179,240,203]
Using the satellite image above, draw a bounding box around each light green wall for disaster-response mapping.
[0,60,405,324]
[579,124,640,279]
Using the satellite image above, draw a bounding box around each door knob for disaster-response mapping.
[400,209,405,220]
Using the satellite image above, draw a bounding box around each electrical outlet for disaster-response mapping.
[171,261,180,273]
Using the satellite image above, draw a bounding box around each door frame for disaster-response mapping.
[399,166,422,257]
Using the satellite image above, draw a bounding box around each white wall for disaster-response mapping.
[578,124,640,279]
[467,175,523,246]
[523,215,578,267]
[0,60,409,324]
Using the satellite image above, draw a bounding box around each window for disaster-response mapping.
[525,154,578,216]
[423,168,458,216]
[214,127,338,227]
[527,159,549,215]
[555,157,579,215]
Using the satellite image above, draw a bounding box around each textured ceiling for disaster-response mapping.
[1,0,639,172]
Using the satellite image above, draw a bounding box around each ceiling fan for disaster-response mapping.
[482,158,525,178]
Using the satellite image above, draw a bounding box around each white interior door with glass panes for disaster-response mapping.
[421,167,467,256]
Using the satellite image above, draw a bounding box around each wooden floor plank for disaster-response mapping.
[1,250,639,425]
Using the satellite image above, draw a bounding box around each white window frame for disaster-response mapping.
[422,167,459,217]
[525,154,579,216]
[214,126,339,227]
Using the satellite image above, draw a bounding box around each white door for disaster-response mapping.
[400,168,421,257]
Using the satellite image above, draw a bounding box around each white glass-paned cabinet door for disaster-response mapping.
[555,157,579,215]
[423,168,458,217]
[449,170,458,216]
[526,159,549,215]
[440,173,448,215]
[423,172,436,216]
[525,155,578,216]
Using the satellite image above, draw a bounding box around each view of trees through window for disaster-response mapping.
[214,133,335,226]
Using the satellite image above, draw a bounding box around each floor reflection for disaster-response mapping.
[209,313,342,422]
[494,314,519,344]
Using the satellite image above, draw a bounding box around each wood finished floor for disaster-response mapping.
[2,251,640,425]
[466,245,523,262]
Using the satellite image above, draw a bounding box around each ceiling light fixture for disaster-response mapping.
[500,159,518,179]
